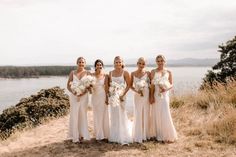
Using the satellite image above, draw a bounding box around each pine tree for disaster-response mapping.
[202,36,236,87]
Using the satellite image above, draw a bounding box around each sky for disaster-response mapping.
[0,0,236,65]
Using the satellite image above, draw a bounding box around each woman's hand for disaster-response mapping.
[78,90,87,97]
[119,95,125,102]
[72,91,77,96]
[105,96,109,105]
[149,96,155,104]
[138,90,144,96]
[159,87,166,93]
[134,89,140,95]
[87,86,93,94]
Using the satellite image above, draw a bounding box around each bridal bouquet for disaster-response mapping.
[70,81,86,96]
[152,77,171,98]
[81,75,96,94]
[108,81,125,107]
[135,79,147,96]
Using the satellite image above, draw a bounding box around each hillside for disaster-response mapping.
[0,81,235,157]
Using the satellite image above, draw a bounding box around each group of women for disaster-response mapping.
[67,55,177,145]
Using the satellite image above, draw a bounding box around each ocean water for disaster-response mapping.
[0,66,210,113]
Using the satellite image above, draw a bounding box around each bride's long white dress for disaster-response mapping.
[68,74,90,142]
[132,73,151,143]
[91,76,109,140]
[108,72,133,144]
[153,71,177,141]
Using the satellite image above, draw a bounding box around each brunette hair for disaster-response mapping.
[94,59,104,68]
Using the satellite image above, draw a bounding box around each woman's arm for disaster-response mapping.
[159,70,173,93]
[167,70,173,90]
[122,70,131,97]
[147,71,151,97]
[67,71,75,95]
[104,74,110,105]
[130,72,139,93]
[149,69,155,104]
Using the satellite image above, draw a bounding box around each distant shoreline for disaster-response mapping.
[0,64,212,68]
[0,65,211,78]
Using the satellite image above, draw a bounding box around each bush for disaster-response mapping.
[0,87,69,140]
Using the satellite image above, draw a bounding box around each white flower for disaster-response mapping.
[135,79,147,96]
[158,79,171,89]
[81,75,96,88]
[152,75,171,98]
[135,79,146,90]
[70,80,86,96]
[80,75,96,94]
[108,82,125,107]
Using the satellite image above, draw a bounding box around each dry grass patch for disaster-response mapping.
[207,109,236,144]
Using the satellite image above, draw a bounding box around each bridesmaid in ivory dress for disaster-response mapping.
[91,59,109,141]
[105,56,133,144]
[67,57,90,143]
[150,55,177,143]
[130,57,152,143]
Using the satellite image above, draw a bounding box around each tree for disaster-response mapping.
[202,36,236,87]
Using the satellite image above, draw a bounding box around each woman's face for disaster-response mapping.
[156,57,165,68]
[77,59,86,69]
[114,58,123,69]
[95,62,103,72]
[137,60,146,70]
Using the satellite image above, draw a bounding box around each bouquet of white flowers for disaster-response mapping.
[135,79,147,96]
[152,77,171,98]
[70,81,86,96]
[108,81,125,107]
[81,75,96,94]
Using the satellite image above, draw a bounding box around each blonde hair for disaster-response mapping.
[156,55,166,62]
[76,57,86,64]
[114,56,124,68]
[137,57,146,64]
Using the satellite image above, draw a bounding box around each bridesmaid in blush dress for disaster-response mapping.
[67,57,90,143]
[91,59,109,141]
[106,56,133,145]
[131,57,152,143]
[150,55,177,143]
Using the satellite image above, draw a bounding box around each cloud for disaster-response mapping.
[0,0,236,65]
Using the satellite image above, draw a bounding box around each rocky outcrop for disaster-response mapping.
[0,87,69,140]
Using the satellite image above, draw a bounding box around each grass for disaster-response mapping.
[0,80,235,157]
[175,79,236,145]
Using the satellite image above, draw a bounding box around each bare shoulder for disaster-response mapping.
[167,70,172,75]
[68,70,74,82]
[104,73,109,78]
[150,69,156,75]
[108,70,112,75]
[87,71,93,75]
[146,70,151,77]
[131,71,136,76]
[108,71,112,77]
[69,70,75,76]
[146,70,151,75]
[124,70,130,75]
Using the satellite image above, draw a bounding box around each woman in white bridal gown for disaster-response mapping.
[91,59,109,140]
[150,55,177,143]
[131,57,152,143]
[67,57,90,143]
[106,56,133,144]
